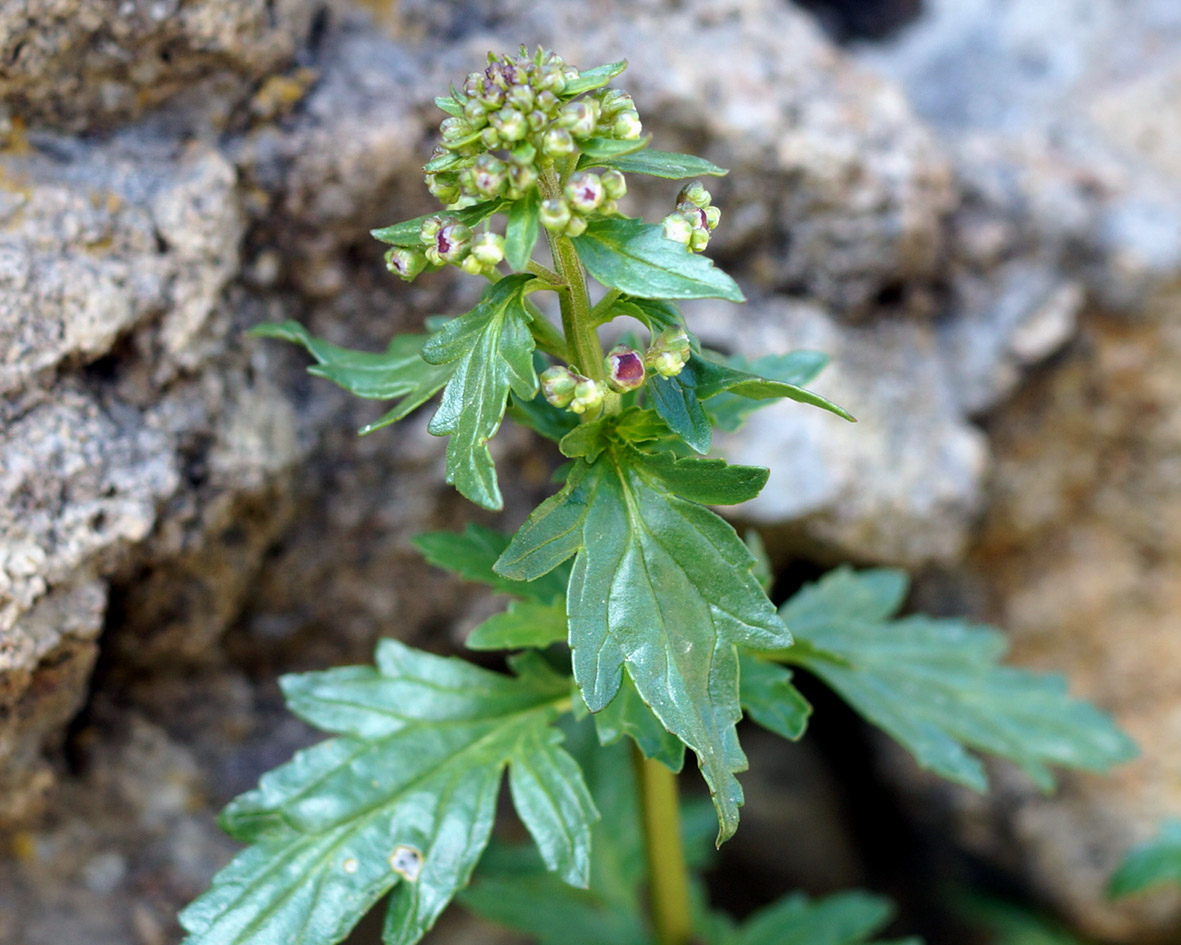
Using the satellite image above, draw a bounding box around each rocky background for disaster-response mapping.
[1,1,1179,942]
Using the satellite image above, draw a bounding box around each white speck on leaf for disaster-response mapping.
[389,845,423,882]
[342,858,359,874]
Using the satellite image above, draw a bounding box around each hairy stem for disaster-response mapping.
[539,165,605,384]
[635,745,693,945]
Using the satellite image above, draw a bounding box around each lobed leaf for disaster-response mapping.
[467,599,568,651]
[772,568,1138,791]
[181,642,595,945]
[422,274,539,509]
[413,523,568,604]
[727,890,911,945]
[1108,821,1181,899]
[693,356,855,423]
[495,448,790,842]
[705,351,831,431]
[573,218,745,302]
[250,320,452,434]
[738,653,812,742]
[591,149,729,179]
[647,369,712,454]
[592,675,686,772]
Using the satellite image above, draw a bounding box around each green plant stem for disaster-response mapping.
[635,745,693,945]
[539,165,605,385]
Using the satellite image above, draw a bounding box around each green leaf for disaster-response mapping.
[249,321,452,434]
[462,732,650,945]
[434,95,464,117]
[705,351,830,432]
[726,890,910,945]
[739,653,812,742]
[575,135,652,162]
[371,199,506,247]
[693,355,855,424]
[496,448,790,842]
[573,218,745,302]
[592,675,686,772]
[647,370,712,453]
[507,389,580,442]
[593,150,729,179]
[422,274,539,510]
[774,568,1139,792]
[1109,821,1181,898]
[957,896,1083,945]
[629,451,768,505]
[600,296,685,334]
[180,641,596,945]
[467,599,568,651]
[505,187,541,271]
[562,59,628,97]
[413,523,568,604]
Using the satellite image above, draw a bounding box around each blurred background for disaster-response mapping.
[0,1,1179,942]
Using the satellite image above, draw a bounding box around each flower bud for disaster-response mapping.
[569,377,604,414]
[599,89,634,117]
[542,127,576,157]
[463,71,484,99]
[677,181,711,209]
[704,205,721,230]
[420,215,446,244]
[646,327,691,377]
[689,228,710,252]
[461,254,486,275]
[662,213,693,245]
[463,97,489,127]
[539,198,572,232]
[490,107,527,142]
[471,154,507,197]
[564,171,605,214]
[563,215,588,237]
[385,247,428,282]
[426,174,461,205]
[601,169,627,199]
[557,100,598,139]
[541,365,578,408]
[433,221,472,263]
[605,345,647,392]
[535,89,559,113]
[537,65,567,95]
[440,116,470,143]
[526,109,548,133]
[470,231,505,267]
[612,109,643,140]
[506,84,534,112]
[480,126,501,150]
[508,163,538,194]
[651,350,686,377]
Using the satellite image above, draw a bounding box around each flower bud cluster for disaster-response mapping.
[541,366,604,415]
[387,217,507,281]
[539,169,627,237]
[425,47,642,210]
[661,181,721,253]
[540,331,693,415]
[645,327,692,378]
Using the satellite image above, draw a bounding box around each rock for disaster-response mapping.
[0,0,319,132]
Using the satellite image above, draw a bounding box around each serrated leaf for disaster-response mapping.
[496,448,790,842]
[739,653,812,742]
[705,351,830,432]
[592,674,686,772]
[462,732,650,945]
[371,199,506,247]
[467,599,568,651]
[593,149,729,179]
[575,135,652,162]
[250,320,452,434]
[1109,821,1181,898]
[728,890,909,945]
[773,568,1138,791]
[573,218,744,302]
[505,187,541,270]
[181,641,595,945]
[647,369,712,453]
[413,523,568,604]
[629,451,768,505]
[421,274,539,509]
[562,59,628,97]
[693,355,855,423]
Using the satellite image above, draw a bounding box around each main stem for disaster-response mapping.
[538,165,609,392]
[635,745,693,945]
